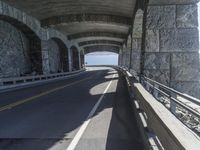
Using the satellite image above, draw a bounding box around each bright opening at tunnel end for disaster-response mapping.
[85,52,119,65]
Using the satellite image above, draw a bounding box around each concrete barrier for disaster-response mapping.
[132,82,200,150]
[0,69,85,91]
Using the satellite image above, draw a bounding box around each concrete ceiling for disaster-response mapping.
[4,0,138,53]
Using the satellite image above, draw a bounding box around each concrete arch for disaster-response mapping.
[84,45,120,54]
[0,1,75,75]
[46,28,70,72]
[81,43,121,49]
[80,50,85,69]
[78,40,122,47]
[46,28,68,42]
[0,1,42,38]
[85,50,119,55]
[75,37,124,43]
[68,32,127,40]
[0,1,44,76]
[47,37,69,73]
[41,14,131,27]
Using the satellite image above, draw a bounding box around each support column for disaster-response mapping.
[68,48,72,72]
[78,50,81,70]
[118,49,123,66]
[131,9,143,74]
[144,0,200,98]
[41,40,50,74]
[122,43,130,69]
[121,44,126,67]
[127,35,132,70]
[125,48,131,68]
[80,51,85,69]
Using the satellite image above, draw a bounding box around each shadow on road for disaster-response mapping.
[0,68,145,150]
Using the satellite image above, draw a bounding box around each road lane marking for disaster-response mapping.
[67,74,116,150]
[0,76,92,112]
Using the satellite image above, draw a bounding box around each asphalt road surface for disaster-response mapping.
[0,67,145,150]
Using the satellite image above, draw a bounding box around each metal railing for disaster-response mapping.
[118,67,200,134]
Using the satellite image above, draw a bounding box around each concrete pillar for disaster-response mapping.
[122,43,130,69]
[121,45,126,67]
[144,0,200,98]
[41,40,50,74]
[78,50,81,70]
[68,48,72,72]
[127,35,132,69]
[80,51,85,69]
[118,49,123,66]
[125,49,130,68]
[131,9,143,74]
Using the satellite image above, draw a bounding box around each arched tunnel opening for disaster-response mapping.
[85,51,119,65]
[0,16,43,78]
[47,38,69,73]
[0,0,200,150]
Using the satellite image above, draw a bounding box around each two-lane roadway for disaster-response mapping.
[0,67,145,150]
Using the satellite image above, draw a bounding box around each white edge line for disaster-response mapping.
[66,74,116,150]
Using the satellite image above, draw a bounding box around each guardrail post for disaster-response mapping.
[153,84,159,99]
[170,92,177,115]
[146,81,150,91]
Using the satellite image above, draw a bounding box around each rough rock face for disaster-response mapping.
[0,20,31,78]
[48,39,61,73]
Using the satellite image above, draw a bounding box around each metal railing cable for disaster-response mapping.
[117,67,200,132]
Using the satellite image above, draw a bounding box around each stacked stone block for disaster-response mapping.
[144,0,200,98]
[0,20,31,77]
[131,9,143,74]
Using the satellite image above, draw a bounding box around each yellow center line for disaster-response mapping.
[0,76,92,112]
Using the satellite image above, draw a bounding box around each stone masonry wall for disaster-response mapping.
[131,9,143,74]
[0,1,72,75]
[0,20,31,78]
[48,39,61,73]
[144,0,200,98]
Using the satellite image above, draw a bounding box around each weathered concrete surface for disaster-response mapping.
[133,82,200,150]
[144,1,200,98]
[0,1,74,75]
[145,30,159,52]
[2,0,135,53]
[0,20,31,78]
[48,39,61,73]
[3,0,137,19]
[149,0,200,5]
[146,6,176,29]
[1,0,200,99]
[131,9,143,73]
[159,29,199,52]
[177,4,198,28]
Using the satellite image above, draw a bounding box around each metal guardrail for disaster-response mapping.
[118,67,200,121]
[142,76,200,118]
[86,65,200,121]
[0,69,85,87]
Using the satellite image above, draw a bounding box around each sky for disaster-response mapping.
[85,52,119,65]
